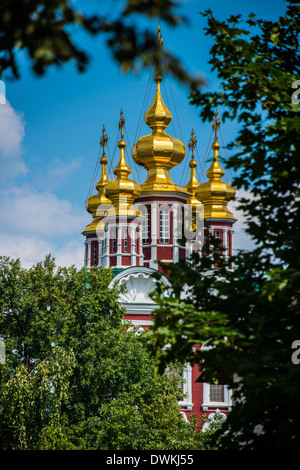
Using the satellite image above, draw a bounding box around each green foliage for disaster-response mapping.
[0,346,75,450]
[149,1,300,450]
[0,255,206,450]
[0,0,201,87]
[190,1,300,264]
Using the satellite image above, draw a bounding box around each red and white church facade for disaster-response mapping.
[82,55,236,424]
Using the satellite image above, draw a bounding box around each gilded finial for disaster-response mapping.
[155,22,164,79]
[188,129,197,160]
[100,125,108,161]
[186,129,200,208]
[96,124,109,191]
[212,110,221,142]
[119,108,125,139]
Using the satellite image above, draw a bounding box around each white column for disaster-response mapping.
[172,203,179,263]
[223,227,228,259]
[84,240,87,267]
[103,227,109,267]
[86,239,91,267]
[150,203,158,269]
[117,225,122,267]
[130,224,137,266]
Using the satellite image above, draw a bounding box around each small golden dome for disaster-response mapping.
[105,110,141,216]
[85,126,112,232]
[196,112,236,220]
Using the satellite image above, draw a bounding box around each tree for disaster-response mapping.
[0,255,206,450]
[148,0,300,450]
[0,0,201,88]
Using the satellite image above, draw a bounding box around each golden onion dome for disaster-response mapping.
[132,27,185,192]
[196,111,236,220]
[132,73,186,191]
[105,110,141,216]
[84,126,112,232]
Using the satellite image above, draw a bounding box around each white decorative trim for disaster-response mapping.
[110,266,171,306]
[179,362,194,411]
[202,409,227,432]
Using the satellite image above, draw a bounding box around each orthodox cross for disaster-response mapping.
[100,125,108,158]
[212,110,221,142]
[157,23,164,49]
[188,128,197,159]
[119,108,125,139]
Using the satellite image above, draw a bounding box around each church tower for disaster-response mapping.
[82,26,236,423]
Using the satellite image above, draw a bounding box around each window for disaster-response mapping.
[124,229,128,252]
[227,230,232,256]
[112,238,116,253]
[167,366,184,389]
[214,229,223,259]
[92,241,98,266]
[159,207,170,243]
[203,230,209,255]
[166,362,193,411]
[209,384,224,402]
[141,207,150,243]
[202,382,232,411]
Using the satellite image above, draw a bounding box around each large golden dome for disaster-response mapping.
[132,72,186,191]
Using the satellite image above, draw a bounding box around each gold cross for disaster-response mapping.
[119,108,125,139]
[212,110,221,142]
[100,124,108,157]
[188,129,197,159]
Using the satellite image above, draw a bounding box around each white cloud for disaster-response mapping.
[0,184,88,267]
[0,101,89,268]
[230,188,256,253]
[0,100,27,180]
[54,239,84,269]
[0,186,87,237]
[0,80,5,104]
[0,231,84,269]
[35,156,84,191]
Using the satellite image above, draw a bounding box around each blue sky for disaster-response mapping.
[0,0,287,268]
